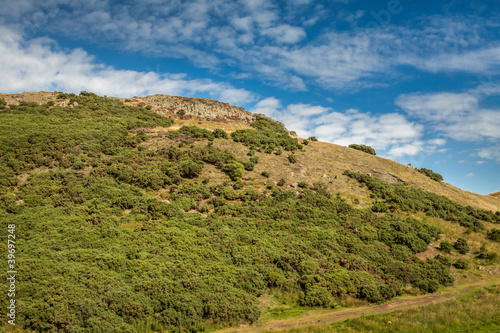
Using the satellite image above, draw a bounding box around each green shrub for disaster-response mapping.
[178,126,214,140]
[302,139,309,145]
[288,154,297,164]
[261,171,270,178]
[372,202,388,213]
[167,130,180,139]
[249,156,259,164]
[231,115,302,151]
[349,144,376,155]
[453,259,468,269]
[277,178,285,186]
[180,161,203,178]
[487,228,500,242]
[439,241,454,254]
[233,181,244,190]
[298,181,308,189]
[243,161,255,171]
[360,284,382,303]
[416,168,444,182]
[223,163,245,181]
[453,238,469,255]
[300,285,333,307]
[213,128,229,139]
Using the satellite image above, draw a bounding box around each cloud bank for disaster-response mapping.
[0,26,256,104]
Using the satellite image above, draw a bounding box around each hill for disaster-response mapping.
[490,191,500,199]
[0,92,499,332]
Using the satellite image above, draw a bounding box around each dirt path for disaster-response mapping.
[215,277,500,333]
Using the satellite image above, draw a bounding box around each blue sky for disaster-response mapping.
[0,0,499,194]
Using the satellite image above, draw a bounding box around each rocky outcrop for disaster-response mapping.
[137,95,255,123]
[0,92,256,124]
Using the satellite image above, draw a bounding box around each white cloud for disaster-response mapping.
[388,142,425,158]
[287,103,330,116]
[262,24,306,44]
[395,92,478,122]
[396,91,500,142]
[466,173,477,177]
[251,97,282,117]
[251,97,425,156]
[405,47,500,74]
[427,138,447,146]
[477,145,500,163]
[0,26,256,104]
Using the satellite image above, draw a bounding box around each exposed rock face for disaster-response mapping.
[138,95,255,123]
[0,92,256,124]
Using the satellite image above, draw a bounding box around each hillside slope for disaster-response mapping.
[0,92,499,332]
[1,91,497,211]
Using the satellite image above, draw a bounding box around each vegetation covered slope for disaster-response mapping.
[0,92,499,332]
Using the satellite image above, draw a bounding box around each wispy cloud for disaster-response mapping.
[396,89,500,163]
[396,91,500,141]
[477,145,500,163]
[4,1,499,92]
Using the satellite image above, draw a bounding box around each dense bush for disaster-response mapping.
[453,238,470,255]
[178,125,215,141]
[439,241,454,254]
[213,128,228,139]
[416,168,444,182]
[453,259,468,269]
[231,115,302,151]
[288,154,297,164]
[343,171,499,230]
[487,228,500,242]
[222,163,245,181]
[298,181,308,189]
[349,144,376,155]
